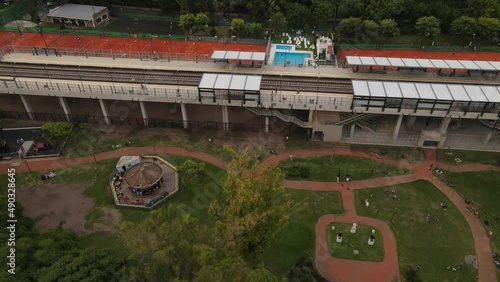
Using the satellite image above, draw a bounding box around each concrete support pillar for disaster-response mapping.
[406,116,416,128]
[265,116,270,133]
[98,99,110,125]
[308,109,314,122]
[58,97,71,122]
[483,130,493,145]
[222,106,229,131]
[20,95,34,120]
[439,116,452,135]
[181,103,188,129]
[393,115,404,140]
[350,124,356,138]
[139,101,148,126]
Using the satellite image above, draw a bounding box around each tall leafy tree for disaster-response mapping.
[195,13,210,28]
[231,18,246,34]
[366,0,404,21]
[336,17,363,43]
[179,13,196,34]
[208,147,290,263]
[450,16,477,43]
[362,19,379,40]
[466,0,499,18]
[248,23,263,36]
[379,19,400,42]
[268,11,288,34]
[285,2,311,27]
[311,0,333,25]
[476,17,500,43]
[121,206,202,281]
[415,16,441,40]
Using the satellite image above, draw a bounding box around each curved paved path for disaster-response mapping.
[1,147,498,282]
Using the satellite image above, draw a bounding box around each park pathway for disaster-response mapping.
[0,146,498,282]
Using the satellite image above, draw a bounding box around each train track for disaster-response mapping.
[0,62,354,93]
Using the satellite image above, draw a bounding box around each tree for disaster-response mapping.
[208,147,290,263]
[311,0,333,25]
[362,19,379,39]
[379,19,400,42]
[415,16,441,40]
[121,206,202,281]
[179,13,196,34]
[246,267,278,282]
[336,17,363,43]
[248,23,263,36]
[179,159,207,190]
[268,11,288,34]
[476,17,500,43]
[195,13,210,28]
[366,0,404,21]
[466,0,499,18]
[231,18,246,34]
[285,3,310,27]
[450,16,477,43]
[41,122,72,152]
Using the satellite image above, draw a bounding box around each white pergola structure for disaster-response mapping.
[345,56,500,75]
[198,73,262,103]
[211,51,266,67]
[352,80,500,117]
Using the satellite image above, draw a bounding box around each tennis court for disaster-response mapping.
[338,49,500,62]
[0,31,266,57]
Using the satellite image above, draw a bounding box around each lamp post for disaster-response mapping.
[135,40,141,61]
[24,159,32,173]
[38,26,48,48]
[193,42,198,63]
[390,205,397,223]
[469,33,476,47]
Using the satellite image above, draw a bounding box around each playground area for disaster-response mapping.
[338,48,500,65]
[0,31,267,59]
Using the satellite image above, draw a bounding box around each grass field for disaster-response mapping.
[438,170,500,253]
[326,223,384,262]
[437,149,500,166]
[350,144,425,164]
[278,155,408,181]
[355,180,477,282]
[264,189,344,276]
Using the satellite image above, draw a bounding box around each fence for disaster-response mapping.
[337,43,500,52]
[0,110,292,133]
[0,0,30,25]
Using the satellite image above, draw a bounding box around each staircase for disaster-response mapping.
[335,113,376,126]
[245,107,313,128]
[479,119,500,132]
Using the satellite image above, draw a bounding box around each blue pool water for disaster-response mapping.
[276,44,293,50]
[273,51,311,66]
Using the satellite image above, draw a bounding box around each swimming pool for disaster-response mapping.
[273,51,311,66]
[276,44,293,51]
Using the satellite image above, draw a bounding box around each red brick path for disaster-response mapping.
[1,147,498,282]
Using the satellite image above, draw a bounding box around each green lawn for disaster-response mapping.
[438,170,500,253]
[355,180,477,282]
[326,223,384,262]
[64,125,234,160]
[350,144,425,164]
[264,189,344,276]
[278,155,409,182]
[437,149,500,166]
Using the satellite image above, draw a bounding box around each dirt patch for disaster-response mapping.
[92,207,120,233]
[17,182,93,234]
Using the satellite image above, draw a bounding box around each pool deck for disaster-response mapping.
[269,44,314,66]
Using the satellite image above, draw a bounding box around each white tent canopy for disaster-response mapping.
[116,156,140,173]
[211,50,266,62]
[198,73,262,91]
[352,80,500,102]
[346,56,500,72]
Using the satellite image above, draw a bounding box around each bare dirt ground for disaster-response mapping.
[16,182,119,234]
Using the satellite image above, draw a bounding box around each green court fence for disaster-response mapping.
[116,13,179,23]
[338,43,500,52]
[0,0,31,25]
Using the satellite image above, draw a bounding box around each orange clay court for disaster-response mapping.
[1,31,499,61]
[0,31,266,55]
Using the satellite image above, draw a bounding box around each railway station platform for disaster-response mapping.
[2,53,499,85]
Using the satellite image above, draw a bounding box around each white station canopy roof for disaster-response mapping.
[211,50,266,62]
[199,73,262,91]
[346,56,500,72]
[352,80,500,103]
